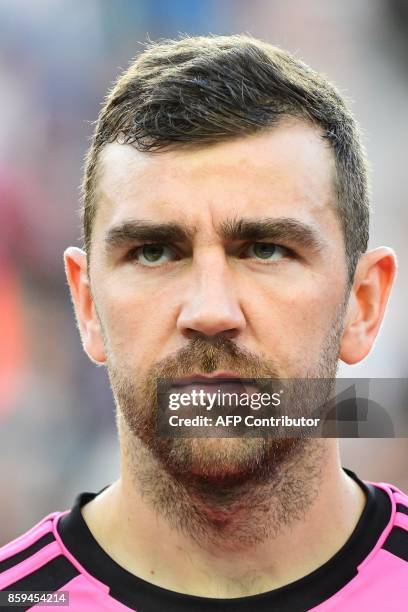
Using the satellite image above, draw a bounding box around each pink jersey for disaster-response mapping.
[0,469,407,611]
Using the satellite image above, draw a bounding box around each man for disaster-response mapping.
[0,34,406,611]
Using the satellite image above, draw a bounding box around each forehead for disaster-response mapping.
[94,120,338,237]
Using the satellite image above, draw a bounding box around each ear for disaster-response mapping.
[339,247,397,364]
[64,247,107,364]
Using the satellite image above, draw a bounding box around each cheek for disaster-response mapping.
[244,275,344,363]
[100,280,177,367]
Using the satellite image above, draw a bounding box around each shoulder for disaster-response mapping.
[0,511,79,592]
[375,481,408,563]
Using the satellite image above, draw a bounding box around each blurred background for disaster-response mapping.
[0,0,407,544]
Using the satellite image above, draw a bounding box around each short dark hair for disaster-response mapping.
[81,34,369,281]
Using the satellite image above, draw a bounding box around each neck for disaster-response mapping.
[82,436,366,598]
[83,432,365,597]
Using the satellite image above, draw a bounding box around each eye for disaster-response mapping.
[127,244,175,266]
[244,242,290,262]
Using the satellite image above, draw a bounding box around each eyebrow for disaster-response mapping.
[219,218,325,251]
[104,217,325,254]
[104,220,195,251]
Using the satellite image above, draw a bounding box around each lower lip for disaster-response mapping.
[170,380,248,395]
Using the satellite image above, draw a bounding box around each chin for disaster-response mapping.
[165,437,267,482]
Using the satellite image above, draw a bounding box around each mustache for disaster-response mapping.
[149,335,281,381]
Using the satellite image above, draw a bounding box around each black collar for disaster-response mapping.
[57,468,391,611]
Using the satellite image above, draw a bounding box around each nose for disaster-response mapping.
[176,252,246,340]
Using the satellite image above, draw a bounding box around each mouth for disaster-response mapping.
[168,372,254,400]
[172,372,245,387]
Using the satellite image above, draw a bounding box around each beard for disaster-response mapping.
[103,301,348,547]
[106,300,346,505]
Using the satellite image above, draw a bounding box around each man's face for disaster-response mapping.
[87,120,349,481]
